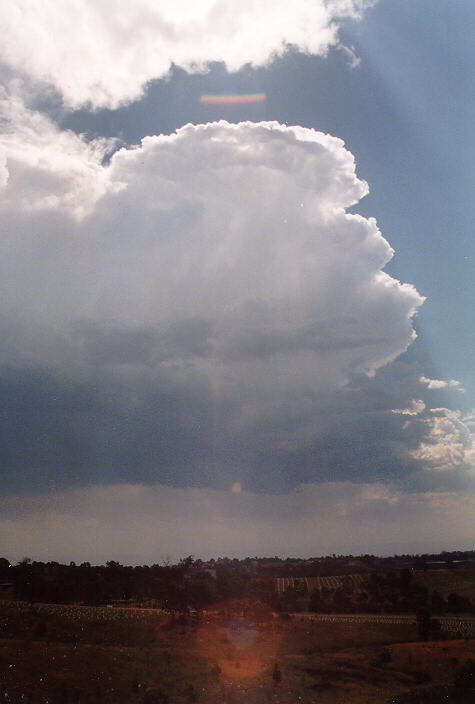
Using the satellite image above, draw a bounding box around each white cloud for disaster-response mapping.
[0,1,375,109]
[0,479,472,564]
[410,408,475,473]
[339,44,361,69]
[419,375,466,393]
[449,380,466,392]
[0,86,116,217]
[0,120,424,449]
[419,375,447,390]
[392,399,426,416]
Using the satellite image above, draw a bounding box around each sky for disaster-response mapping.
[0,0,473,564]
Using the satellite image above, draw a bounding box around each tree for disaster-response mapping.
[430,618,441,639]
[431,590,446,615]
[179,555,194,571]
[416,608,431,641]
[447,592,471,615]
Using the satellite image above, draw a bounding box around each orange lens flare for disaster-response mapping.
[194,606,281,683]
[218,653,267,681]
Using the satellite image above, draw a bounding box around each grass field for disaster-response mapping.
[1,600,474,703]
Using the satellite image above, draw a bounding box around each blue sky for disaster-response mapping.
[0,0,473,562]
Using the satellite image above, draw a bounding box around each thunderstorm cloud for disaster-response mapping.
[1,117,446,493]
[0,2,473,560]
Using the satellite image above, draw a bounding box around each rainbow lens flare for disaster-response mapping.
[200,93,266,105]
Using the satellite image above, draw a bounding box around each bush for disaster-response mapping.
[184,683,199,702]
[143,686,169,704]
[210,664,221,681]
[454,658,475,698]
[272,663,282,685]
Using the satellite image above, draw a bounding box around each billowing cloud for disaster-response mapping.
[0,118,431,493]
[0,86,116,217]
[409,408,475,474]
[1,119,422,372]
[0,1,374,109]
[0,480,473,564]
[392,399,426,416]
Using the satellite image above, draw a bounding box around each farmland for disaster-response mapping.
[1,555,473,701]
[275,574,365,595]
[276,569,475,601]
[1,599,474,703]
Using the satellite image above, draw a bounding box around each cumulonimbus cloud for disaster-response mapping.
[0,0,374,109]
[1,116,448,493]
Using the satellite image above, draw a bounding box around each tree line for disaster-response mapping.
[1,554,473,616]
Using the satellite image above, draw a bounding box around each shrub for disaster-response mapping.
[272,662,282,685]
[454,658,475,697]
[143,686,169,704]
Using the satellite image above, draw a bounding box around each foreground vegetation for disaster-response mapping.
[1,552,473,702]
[1,598,474,703]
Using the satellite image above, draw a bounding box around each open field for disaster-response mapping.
[1,600,474,703]
[296,613,475,638]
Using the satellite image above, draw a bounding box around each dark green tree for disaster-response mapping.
[416,608,431,641]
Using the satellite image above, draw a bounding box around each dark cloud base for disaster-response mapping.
[3,360,467,497]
